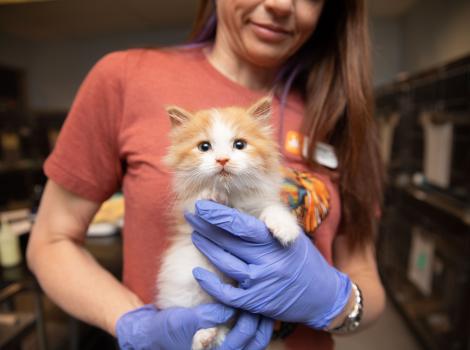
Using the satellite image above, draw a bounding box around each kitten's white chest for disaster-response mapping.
[155,233,223,309]
[199,186,230,206]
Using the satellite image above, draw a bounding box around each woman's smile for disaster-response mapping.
[248,20,293,43]
[211,0,325,71]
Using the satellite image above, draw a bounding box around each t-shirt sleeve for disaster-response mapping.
[44,51,127,203]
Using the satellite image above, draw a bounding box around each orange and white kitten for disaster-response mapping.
[156,97,299,350]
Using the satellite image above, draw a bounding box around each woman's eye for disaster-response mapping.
[233,139,247,150]
[198,142,212,152]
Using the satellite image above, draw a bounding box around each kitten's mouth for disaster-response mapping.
[219,169,231,177]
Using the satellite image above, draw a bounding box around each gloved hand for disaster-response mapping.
[218,312,273,350]
[115,303,273,350]
[185,200,352,330]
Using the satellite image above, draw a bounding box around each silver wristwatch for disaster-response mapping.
[329,282,363,333]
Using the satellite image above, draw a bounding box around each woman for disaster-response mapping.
[27,0,385,349]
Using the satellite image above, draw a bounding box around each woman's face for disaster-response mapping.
[215,0,325,68]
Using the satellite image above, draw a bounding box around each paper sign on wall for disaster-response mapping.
[378,112,400,166]
[407,226,435,296]
[421,112,453,188]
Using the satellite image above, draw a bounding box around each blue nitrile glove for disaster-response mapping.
[218,312,273,350]
[185,200,352,330]
[115,303,273,350]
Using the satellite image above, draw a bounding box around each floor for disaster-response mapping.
[334,299,422,350]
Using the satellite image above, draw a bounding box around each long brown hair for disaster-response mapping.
[190,0,384,251]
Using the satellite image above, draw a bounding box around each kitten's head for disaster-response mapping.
[164,97,280,194]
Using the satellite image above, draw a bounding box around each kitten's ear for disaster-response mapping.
[247,96,272,122]
[166,106,193,127]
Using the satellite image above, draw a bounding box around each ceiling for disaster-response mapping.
[0,0,418,41]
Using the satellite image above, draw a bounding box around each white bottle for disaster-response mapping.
[0,216,22,267]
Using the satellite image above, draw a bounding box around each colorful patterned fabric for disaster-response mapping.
[281,167,330,238]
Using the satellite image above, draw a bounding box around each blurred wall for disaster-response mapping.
[402,0,470,73]
[0,29,188,111]
[371,0,470,86]
[370,17,404,87]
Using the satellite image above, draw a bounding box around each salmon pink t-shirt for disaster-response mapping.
[44,47,341,349]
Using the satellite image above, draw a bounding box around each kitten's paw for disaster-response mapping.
[198,189,229,205]
[261,205,300,246]
[192,328,217,350]
[214,325,230,347]
[212,191,229,206]
[199,189,215,201]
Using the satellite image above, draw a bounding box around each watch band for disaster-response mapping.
[328,282,363,333]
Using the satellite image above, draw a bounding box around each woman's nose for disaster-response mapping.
[264,0,294,17]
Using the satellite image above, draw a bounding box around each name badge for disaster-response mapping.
[284,131,338,169]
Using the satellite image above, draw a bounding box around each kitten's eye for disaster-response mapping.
[233,139,247,150]
[198,141,212,152]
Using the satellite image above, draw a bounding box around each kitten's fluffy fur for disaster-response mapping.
[156,97,299,350]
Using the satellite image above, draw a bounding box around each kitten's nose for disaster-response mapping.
[216,158,229,166]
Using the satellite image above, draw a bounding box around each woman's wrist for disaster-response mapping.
[325,285,356,330]
[325,282,363,333]
[107,295,145,336]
